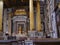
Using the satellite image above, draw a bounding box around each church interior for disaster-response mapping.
[3,0,45,38]
[0,0,60,40]
[0,0,60,45]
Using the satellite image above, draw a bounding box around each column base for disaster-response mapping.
[28,30,37,38]
[37,31,43,38]
[28,30,44,38]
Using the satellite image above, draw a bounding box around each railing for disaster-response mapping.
[0,38,60,45]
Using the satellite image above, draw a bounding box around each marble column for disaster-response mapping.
[0,1,3,32]
[29,0,34,31]
[36,1,41,32]
[8,13,11,35]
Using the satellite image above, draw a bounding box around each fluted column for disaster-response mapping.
[29,0,34,31]
[0,1,3,32]
[36,1,41,31]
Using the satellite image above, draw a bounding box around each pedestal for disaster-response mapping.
[38,32,43,38]
[28,31,37,38]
